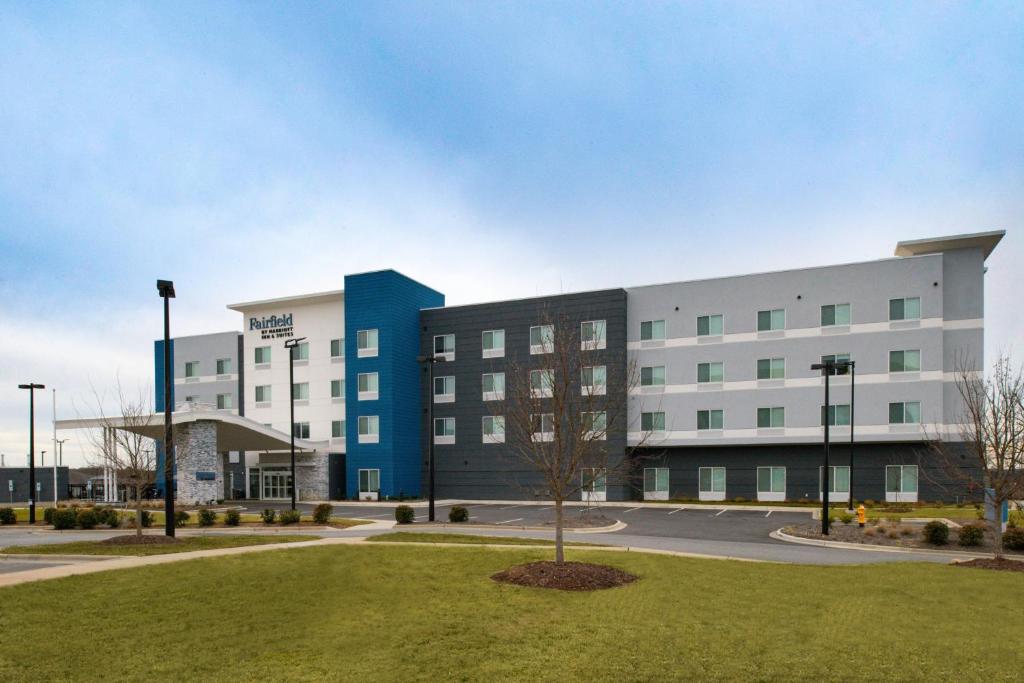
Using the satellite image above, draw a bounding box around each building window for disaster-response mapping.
[482,329,505,358]
[699,467,726,496]
[184,361,200,378]
[821,466,850,495]
[358,468,380,496]
[889,349,921,373]
[332,420,345,439]
[640,319,666,341]
[330,338,344,359]
[820,303,851,327]
[216,394,233,410]
[697,362,724,383]
[433,417,455,444]
[582,411,607,438]
[697,314,723,337]
[697,409,724,431]
[216,358,232,375]
[582,468,607,495]
[889,401,922,424]
[433,334,455,360]
[530,325,554,354]
[255,346,271,364]
[255,385,271,403]
[290,341,309,361]
[357,329,379,358]
[331,380,343,399]
[530,369,554,398]
[644,468,670,496]
[482,415,505,443]
[358,372,379,400]
[292,422,310,439]
[757,466,786,495]
[641,365,666,387]
[757,358,785,380]
[581,365,607,396]
[358,415,379,443]
[820,404,851,426]
[757,309,785,332]
[821,353,850,367]
[889,297,921,321]
[886,465,919,497]
[581,320,607,350]
[641,411,666,432]
[434,376,455,403]
[757,407,785,428]
[482,372,505,401]
[532,413,555,441]
[292,382,309,400]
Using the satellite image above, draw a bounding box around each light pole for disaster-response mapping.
[417,353,446,522]
[157,279,176,537]
[56,438,67,505]
[18,382,45,523]
[284,337,307,512]
[810,362,833,535]
[843,360,856,511]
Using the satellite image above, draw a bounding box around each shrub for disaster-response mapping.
[958,524,985,547]
[863,500,876,507]
[395,505,415,524]
[886,529,900,540]
[76,508,99,530]
[900,526,915,536]
[279,509,301,525]
[0,507,16,525]
[43,507,56,525]
[140,510,153,528]
[198,508,217,527]
[448,505,469,523]
[102,508,121,528]
[922,520,949,546]
[175,510,191,527]
[1002,527,1024,551]
[224,509,241,526]
[1009,510,1024,528]
[839,512,853,525]
[312,503,333,524]
[863,527,877,538]
[260,509,277,524]
[732,497,747,503]
[52,509,77,530]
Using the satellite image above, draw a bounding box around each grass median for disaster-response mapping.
[367,532,605,546]
[0,544,1022,680]
[0,535,317,556]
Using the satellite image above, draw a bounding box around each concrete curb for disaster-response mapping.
[406,520,627,534]
[770,528,1024,561]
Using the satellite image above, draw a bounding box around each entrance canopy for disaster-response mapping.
[56,406,329,453]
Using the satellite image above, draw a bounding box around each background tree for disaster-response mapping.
[928,353,1024,557]
[501,306,648,564]
[85,379,158,537]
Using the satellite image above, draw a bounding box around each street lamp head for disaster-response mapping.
[810,363,827,372]
[284,337,307,348]
[156,279,176,298]
[18,383,45,390]
[416,355,446,363]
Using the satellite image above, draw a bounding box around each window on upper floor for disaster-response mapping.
[358,372,379,400]
[482,329,505,358]
[641,365,665,387]
[581,365,607,396]
[757,358,785,380]
[530,325,554,354]
[216,394,233,410]
[582,411,607,438]
[357,415,379,442]
[889,401,922,425]
[757,308,785,332]
[433,376,455,402]
[889,349,921,373]
[255,346,271,364]
[821,303,851,327]
[357,329,378,358]
[433,334,455,360]
[697,362,724,383]
[530,369,554,398]
[290,342,309,361]
[255,385,271,403]
[292,382,309,401]
[482,415,505,443]
[640,319,665,341]
[581,320,607,350]
[757,406,785,428]
[292,422,310,439]
[330,338,344,359]
[697,409,724,431]
[331,380,343,399]
[889,297,921,321]
[821,404,851,426]
[697,314,723,337]
[642,411,666,432]
[332,420,345,439]
[482,372,505,400]
[184,361,199,378]
[532,413,555,441]
[216,358,232,375]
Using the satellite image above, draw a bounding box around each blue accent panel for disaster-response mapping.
[344,270,444,499]
[153,338,175,494]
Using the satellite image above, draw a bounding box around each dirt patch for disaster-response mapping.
[99,535,181,546]
[491,561,637,591]
[543,511,616,529]
[955,557,1024,572]
[785,522,1002,552]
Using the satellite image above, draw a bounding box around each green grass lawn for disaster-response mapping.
[0,535,317,556]
[0,545,1022,681]
[368,532,604,546]
[865,506,982,521]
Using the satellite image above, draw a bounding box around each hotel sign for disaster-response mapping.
[250,313,294,340]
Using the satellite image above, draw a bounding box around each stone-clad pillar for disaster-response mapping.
[295,454,329,501]
[174,421,222,505]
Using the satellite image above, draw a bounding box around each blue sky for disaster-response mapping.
[1,2,1021,465]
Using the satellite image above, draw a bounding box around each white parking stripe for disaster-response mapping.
[668,507,685,514]
[715,509,727,516]
[623,507,641,513]
[765,511,772,518]
[496,518,524,524]
[497,504,524,510]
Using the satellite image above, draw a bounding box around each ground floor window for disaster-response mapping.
[819,465,850,498]
[359,469,380,496]
[698,467,726,501]
[885,465,918,502]
[643,468,669,500]
[756,466,786,501]
[582,468,607,501]
[248,468,260,498]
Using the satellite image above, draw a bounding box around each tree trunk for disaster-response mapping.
[554,498,564,564]
[135,497,143,538]
[993,501,1004,560]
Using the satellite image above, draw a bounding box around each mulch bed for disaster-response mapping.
[955,557,1024,572]
[99,535,181,546]
[542,512,617,529]
[491,561,637,591]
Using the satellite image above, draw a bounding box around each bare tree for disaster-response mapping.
[928,353,1024,557]
[501,306,648,564]
[86,378,158,537]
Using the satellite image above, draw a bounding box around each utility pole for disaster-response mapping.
[18,382,46,523]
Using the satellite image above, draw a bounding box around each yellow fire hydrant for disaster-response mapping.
[857,504,866,528]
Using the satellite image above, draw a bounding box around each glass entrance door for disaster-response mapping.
[261,469,293,500]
